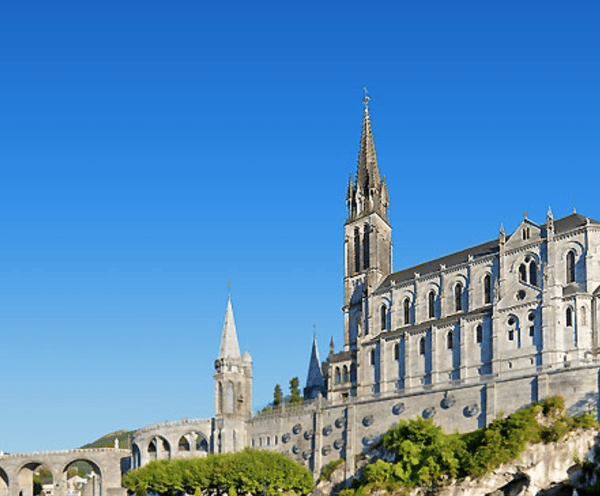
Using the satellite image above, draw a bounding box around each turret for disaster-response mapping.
[304,334,327,400]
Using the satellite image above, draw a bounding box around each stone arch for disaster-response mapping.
[0,467,8,496]
[148,436,171,461]
[178,435,190,451]
[62,459,102,496]
[131,443,141,469]
[18,462,53,496]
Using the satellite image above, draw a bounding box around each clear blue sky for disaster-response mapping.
[0,0,599,453]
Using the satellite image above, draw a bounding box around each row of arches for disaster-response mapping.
[379,275,493,332]
[0,459,102,496]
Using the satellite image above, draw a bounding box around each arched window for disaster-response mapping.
[370,349,376,365]
[380,304,387,330]
[528,312,536,337]
[363,224,370,269]
[394,343,399,360]
[508,316,516,341]
[529,262,537,286]
[447,331,453,350]
[519,264,527,282]
[454,283,463,312]
[342,365,349,383]
[484,275,491,304]
[217,381,223,414]
[567,250,575,283]
[354,227,361,272]
[566,307,573,327]
[428,291,435,319]
[334,367,341,385]
[476,324,483,344]
[225,382,234,414]
[403,298,410,325]
[419,337,425,355]
[581,306,587,326]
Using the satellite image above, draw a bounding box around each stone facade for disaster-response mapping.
[130,97,600,479]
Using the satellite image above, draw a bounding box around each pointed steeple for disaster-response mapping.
[347,90,388,222]
[304,333,326,400]
[219,295,241,359]
[356,92,382,193]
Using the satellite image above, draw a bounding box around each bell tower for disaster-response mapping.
[343,93,392,348]
[213,293,252,453]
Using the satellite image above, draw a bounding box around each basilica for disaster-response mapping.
[131,97,600,478]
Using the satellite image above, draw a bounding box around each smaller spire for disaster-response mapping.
[304,333,326,400]
[547,205,553,220]
[329,336,335,357]
[219,294,241,359]
[363,86,370,113]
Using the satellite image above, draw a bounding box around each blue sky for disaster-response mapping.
[0,0,599,453]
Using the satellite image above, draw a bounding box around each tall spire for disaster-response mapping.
[356,88,382,195]
[347,89,388,222]
[219,295,241,359]
[304,333,326,399]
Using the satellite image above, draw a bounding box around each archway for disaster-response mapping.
[148,436,171,461]
[0,467,8,496]
[62,459,102,496]
[18,463,52,496]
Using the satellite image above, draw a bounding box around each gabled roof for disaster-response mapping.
[380,239,499,288]
[554,213,599,234]
[378,212,599,290]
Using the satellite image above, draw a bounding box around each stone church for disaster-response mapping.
[130,97,600,478]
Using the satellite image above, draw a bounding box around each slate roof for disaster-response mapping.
[378,213,599,290]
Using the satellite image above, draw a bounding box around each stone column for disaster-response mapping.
[380,339,388,393]
[404,333,414,389]
[344,404,356,483]
[485,382,497,425]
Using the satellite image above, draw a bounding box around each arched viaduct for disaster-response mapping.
[130,419,212,469]
[0,447,130,496]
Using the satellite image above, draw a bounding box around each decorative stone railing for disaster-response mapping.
[0,447,127,459]
[133,418,211,435]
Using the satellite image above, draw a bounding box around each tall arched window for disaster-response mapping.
[454,284,463,312]
[428,291,435,319]
[354,227,361,272]
[334,367,341,385]
[403,298,410,325]
[394,343,399,360]
[419,337,425,355]
[476,324,483,344]
[380,304,387,330]
[581,306,587,326]
[363,224,370,269]
[342,365,349,383]
[519,264,527,282]
[484,275,491,304]
[225,382,234,414]
[447,331,453,350]
[566,307,573,327]
[529,262,537,286]
[370,349,376,365]
[567,250,575,283]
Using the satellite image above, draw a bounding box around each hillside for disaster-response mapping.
[80,429,134,449]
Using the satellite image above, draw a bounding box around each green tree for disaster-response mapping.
[289,377,302,404]
[122,448,314,496]
[273,384,283,407]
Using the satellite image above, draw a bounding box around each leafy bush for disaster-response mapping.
[344,396,598,494]
[122,448,314,496]
[319,459,344,482]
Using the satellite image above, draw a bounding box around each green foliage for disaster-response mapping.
[319,459,344,482]
[289,377,303,404]
[344,396,598,494]
[122,448,314,496]
[80,429,133,449]
[273,384,283,407]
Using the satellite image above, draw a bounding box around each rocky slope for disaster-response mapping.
[313,428,600,496]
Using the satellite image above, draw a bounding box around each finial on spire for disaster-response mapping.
[547,206,553,220]
[312,323,317,340]
[363,86,370,112]
[500,223,505,236]
[524,210,528,220]
[227,281,231,298]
